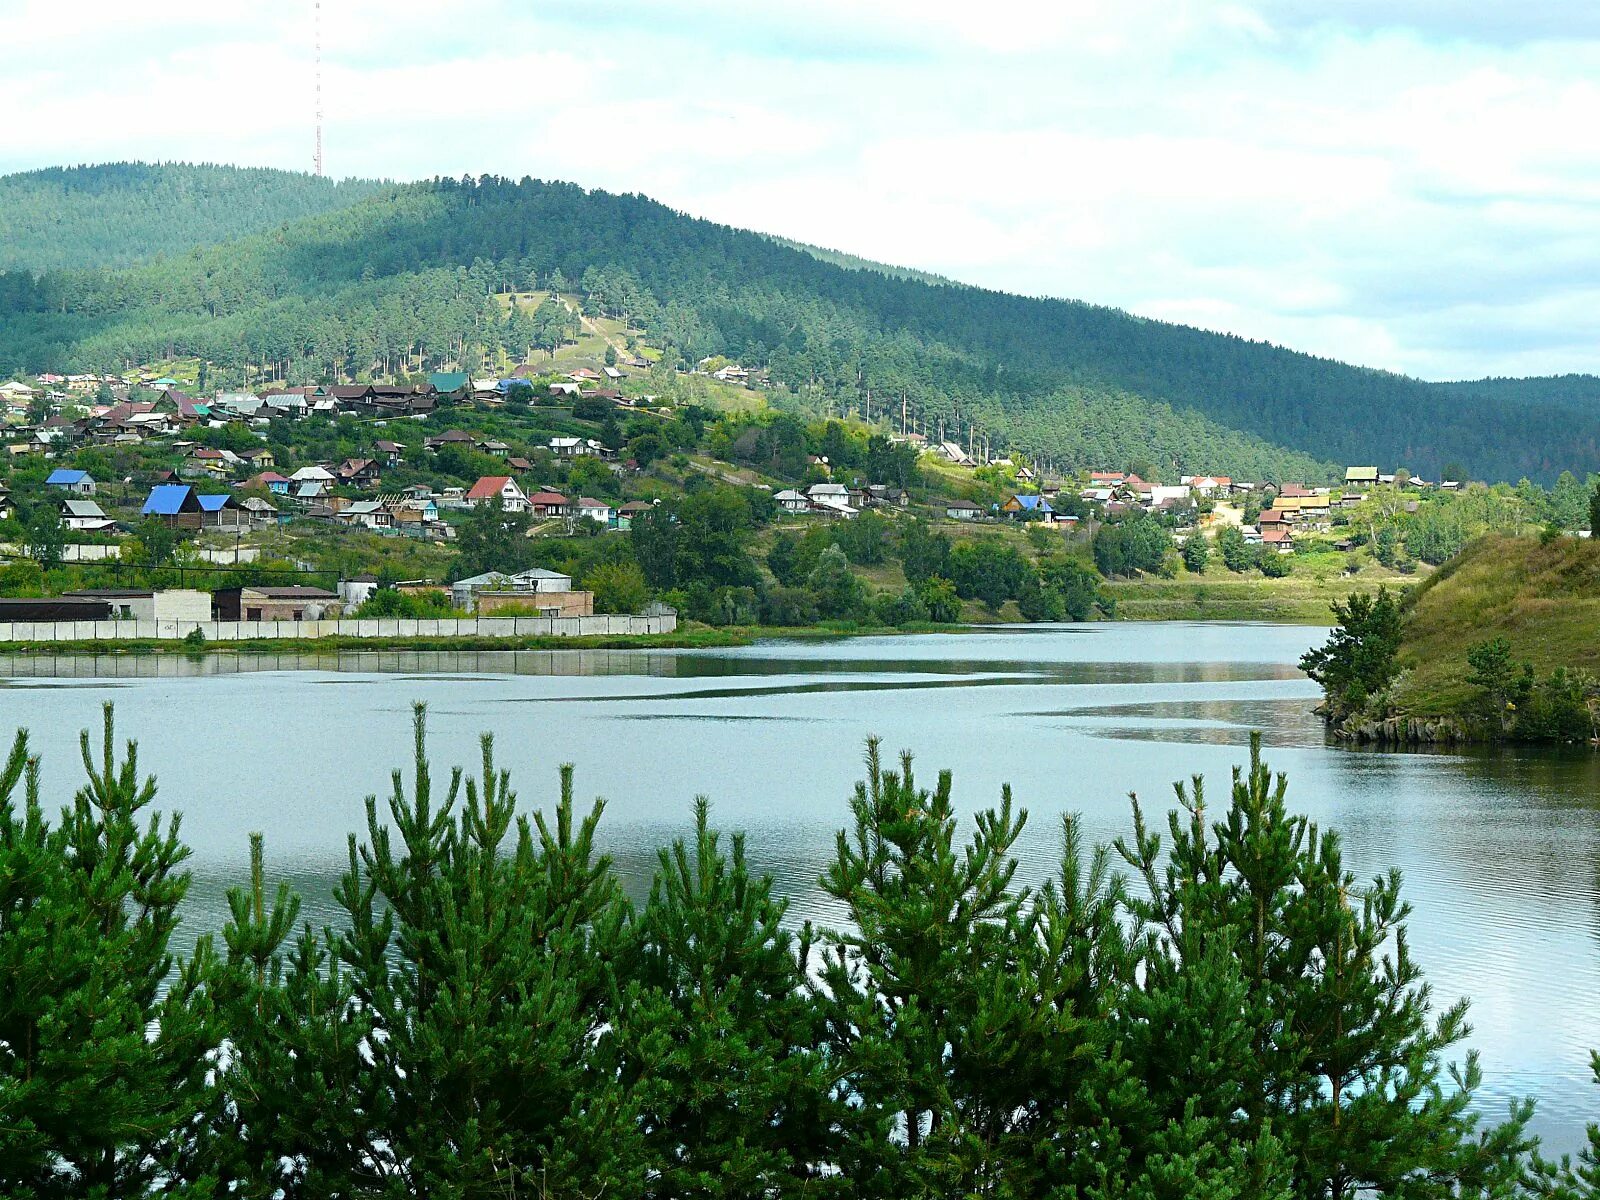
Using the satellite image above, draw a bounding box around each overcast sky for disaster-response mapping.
[5,0,1598,381]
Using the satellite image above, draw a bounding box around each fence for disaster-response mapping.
[0,612,677,643]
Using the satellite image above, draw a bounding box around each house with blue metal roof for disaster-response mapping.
[1000,494,1054,521]
[45,468,96,496]
[142,483,204,527]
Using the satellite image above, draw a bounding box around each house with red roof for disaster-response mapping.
[465,476,528,512]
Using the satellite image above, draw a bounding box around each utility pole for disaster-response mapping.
[314,1,324,177]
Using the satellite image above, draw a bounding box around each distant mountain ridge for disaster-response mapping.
[0,162,386,271]
[0,163,1594,483]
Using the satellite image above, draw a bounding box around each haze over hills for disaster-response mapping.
[0,163,1596,483]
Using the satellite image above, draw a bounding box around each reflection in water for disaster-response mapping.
[3,622,1599,1153]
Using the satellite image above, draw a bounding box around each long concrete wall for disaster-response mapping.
[0,612,677,643]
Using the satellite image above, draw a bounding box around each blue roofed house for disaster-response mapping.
[142,483,205,529]
[45,468,96,496]
[1000,494,1053,521]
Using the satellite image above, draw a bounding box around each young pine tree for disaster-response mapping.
[0,705,218,1198]
[1117,735,1531,1200]
[611,798,841,1198]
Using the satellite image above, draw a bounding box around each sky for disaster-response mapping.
[4,0,1598,381]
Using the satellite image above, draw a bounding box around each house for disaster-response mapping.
[616,500,654,529]
[425,429,477,451]
[262,394,309,419]
[186,447,236,477]
[1261,528,1295,553]
[465,476,528,512]
[1345,466,1379,486]
[452,568,594,616]
[153,389,209,423]
[337,500,393,530]
[1149,485,1192,508]
[945,500,984,521]
[774,488,810,513]
[937,441,974,466]
[248,471,291,495]
[1000,494,1053,521]
[574,497,614,525]
[506,456,534,472]
[806,482,857,516]
[1182,475,1233,497]
[241,448,276,469]
[336,458,382,487]
[239,496,279,525]
[479,440,511,458]
[428,371,470,396]
[142,484,206,528]
[526,490,570,517]
[865,484,910,508]
[373,440,404,467]
[290,465,335,483]
[197,493,248,529]
[292,481,329,503]
[45,468,96,496]
[213,586,341,622]
[1277,483,1314,500]
[549,436,602,458]
[59,498,114,531]
[603,365,624,380]
[62,588,211,622]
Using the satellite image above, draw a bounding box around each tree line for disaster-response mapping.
[12,703,1600,1197]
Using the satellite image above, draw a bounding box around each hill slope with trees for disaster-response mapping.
[0,162,387,271]
[1,166,1596,481]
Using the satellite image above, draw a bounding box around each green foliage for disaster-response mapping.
[0,710,1548,1196]
[1093,513,1174,577]
[1217,523,1256,572]
[0,706,216,1197]
[1116,736,1532,1200]
[1300,587,1404,715]
[585,559,650,614]
[947,538,1031,610]
[0,162,385,271]
[1182,531,1211,573]
[1258,550,1292,578]
[916,576,963,623]
[451,497,532,579]
[808,545,866,619]
[897,519,951,585]
[353,587,457,618]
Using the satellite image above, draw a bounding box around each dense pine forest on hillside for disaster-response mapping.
[0,163,386,272]
[1,166,1597,481]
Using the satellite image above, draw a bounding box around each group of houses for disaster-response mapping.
[773,481,911,519]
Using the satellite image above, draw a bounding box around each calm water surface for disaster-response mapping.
[4,623,1599,1151]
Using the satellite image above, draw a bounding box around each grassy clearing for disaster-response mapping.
[1105,555,1418,624]
[1392,534,1600,715]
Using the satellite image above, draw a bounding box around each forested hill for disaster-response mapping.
[1,167,1595,482]
[0,163,387,271]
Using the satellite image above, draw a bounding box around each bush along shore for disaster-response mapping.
[19,702,1600,1196]
[1301,534,1600,746]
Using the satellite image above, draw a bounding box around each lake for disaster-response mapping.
[4,623,1599,1152]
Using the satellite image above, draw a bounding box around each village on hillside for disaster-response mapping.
[0,343,1544,637]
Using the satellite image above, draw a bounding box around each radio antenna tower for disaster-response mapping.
[314,1,324,176]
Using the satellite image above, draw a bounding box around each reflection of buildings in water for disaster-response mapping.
[0,648,691,681]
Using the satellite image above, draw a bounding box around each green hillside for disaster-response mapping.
[0,162,387,271]
[1393,534,1600,716]
[1,166,1596,481]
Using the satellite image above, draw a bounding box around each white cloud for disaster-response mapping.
[4,0,1599,380]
